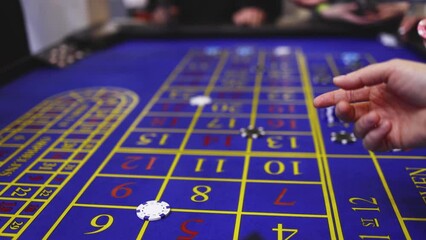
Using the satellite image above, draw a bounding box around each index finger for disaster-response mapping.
[313,87,370,108]
[333,60,394,90]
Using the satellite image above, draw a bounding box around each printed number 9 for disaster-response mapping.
[85,214,114,235]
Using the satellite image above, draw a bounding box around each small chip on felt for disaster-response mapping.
[330,131,356,145]
[136,200,171,221]
[273,46,291,56]
[379,33,399,48]
[240,126,266,139]
[189,95,212,106]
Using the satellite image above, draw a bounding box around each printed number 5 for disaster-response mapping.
[85,214,114,235]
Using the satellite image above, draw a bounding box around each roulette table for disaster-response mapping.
[0,23,425,239]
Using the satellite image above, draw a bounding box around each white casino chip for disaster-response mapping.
[204,47,221,56]
[326,106,335,124]
[341,52,361,65]
[189,95,212,106]
[379,33,399,48]
[273,46,291,56]
[136,200,171,221]
[236,46,254,56]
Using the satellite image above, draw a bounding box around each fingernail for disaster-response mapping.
[333,75,345,83]
[398,27,406,35]
[313,97,319,107]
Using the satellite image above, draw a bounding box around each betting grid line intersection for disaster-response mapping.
[68,48,334,238]
[309,51,426,239]
[369,152,411,239]
[38,46,330,238]
[11,88,137,237]
[0,38,424,240]
[233,50,265,239]
[367,55,410,239]
[137,50,231,238]
[42,51,196,239]
[8,45,421,239]
[296,49,341,239]
[0,88,138,238]
[0,100,78,168]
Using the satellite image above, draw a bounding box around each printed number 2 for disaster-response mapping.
[85,214,114,235]
[11,187,32,197]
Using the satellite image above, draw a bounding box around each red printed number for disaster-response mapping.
[177,219,204,240]
[111,182,135,199]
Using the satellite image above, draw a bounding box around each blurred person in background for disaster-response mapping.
[399,0,426,45]
[134,0,281,27]
[292,0,412,27]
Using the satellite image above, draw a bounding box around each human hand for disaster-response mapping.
[233,7,266,27]
[313,59,426,151]
[291,0,327,8]
[374,2,409,22]
[400,17,426,47]
[318,2,381,25]
[399,15,421,38]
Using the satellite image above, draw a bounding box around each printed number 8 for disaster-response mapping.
[191,185,211,202]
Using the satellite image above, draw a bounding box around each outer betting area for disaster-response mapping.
[0,39,425,239]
